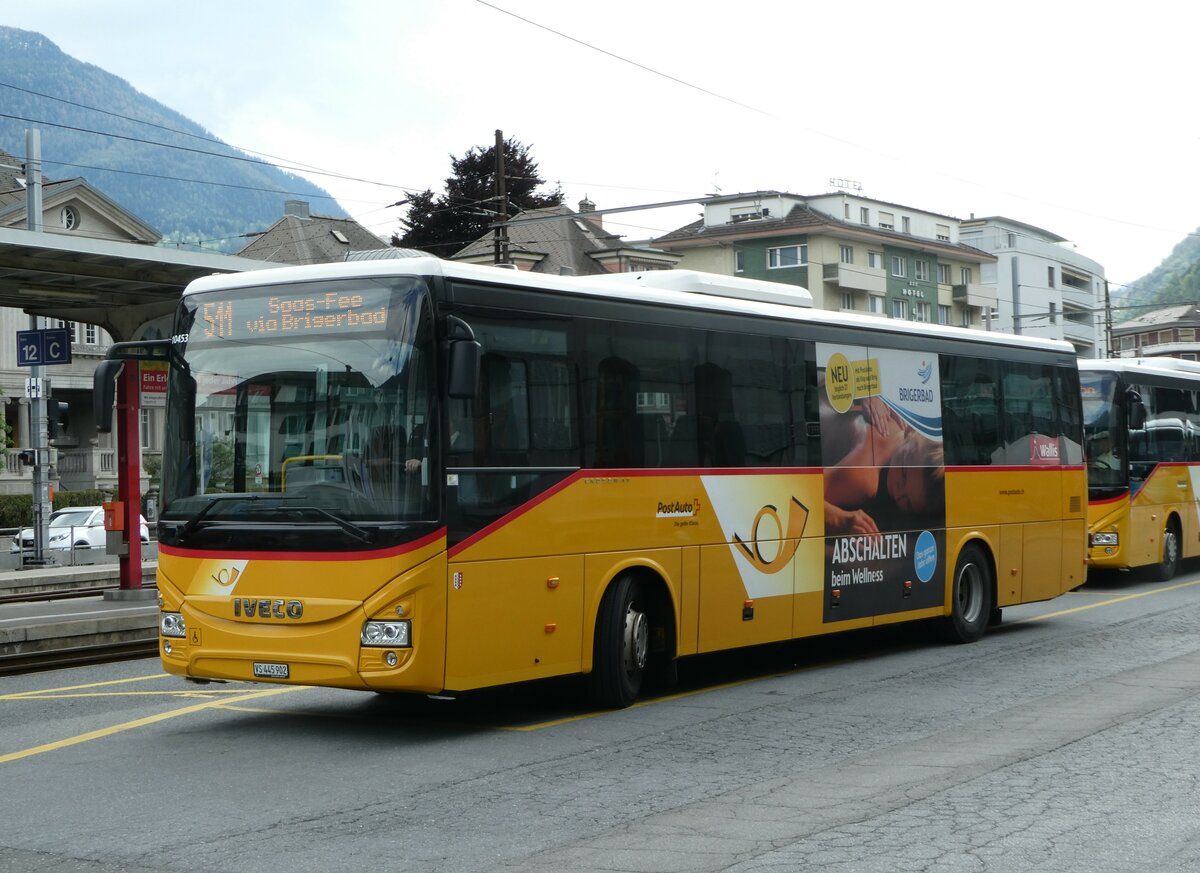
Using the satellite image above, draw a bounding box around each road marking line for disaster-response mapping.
[0,686,308,764]
[1013,577,1200,623]
[0,673,170,700]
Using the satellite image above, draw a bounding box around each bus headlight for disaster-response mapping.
[160,612,186,638]
[361,620,411,647]
[1090,532,1119,547]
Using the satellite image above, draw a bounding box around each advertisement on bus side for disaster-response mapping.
[817,344,946,621]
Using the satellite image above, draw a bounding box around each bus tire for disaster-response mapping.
[587,574,648,708]
[1151,518,1181,582]
[941,543,993,644]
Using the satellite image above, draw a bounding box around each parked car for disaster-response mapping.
[8,506,151,553]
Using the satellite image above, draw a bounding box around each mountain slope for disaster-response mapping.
[1114,232,1200,322]
[0,26,345,252]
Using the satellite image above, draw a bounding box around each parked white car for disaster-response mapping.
[8,505,151,553]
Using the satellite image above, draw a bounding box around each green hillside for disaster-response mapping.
[0,26,345,253]
[1115,233,1200,322]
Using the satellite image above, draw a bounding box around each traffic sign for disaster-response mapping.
[16,328,73,366]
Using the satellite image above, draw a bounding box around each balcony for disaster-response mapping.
[823,262,886,294]
[1062,318,1098,345]
[952,283,998,309]
[55,447,118,492]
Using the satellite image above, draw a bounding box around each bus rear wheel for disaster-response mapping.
[1151,519,1181,582]
[587,575,648,708]
[941,543,993,644]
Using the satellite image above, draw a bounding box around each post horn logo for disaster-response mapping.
[733,497,809,573]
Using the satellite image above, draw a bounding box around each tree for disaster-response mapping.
[393,135,563,258]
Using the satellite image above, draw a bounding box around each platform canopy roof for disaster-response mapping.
[0,225,269,340]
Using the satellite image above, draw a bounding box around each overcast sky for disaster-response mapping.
[7,0,1196,289]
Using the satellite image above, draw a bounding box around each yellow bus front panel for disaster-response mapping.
[157,533,448,692]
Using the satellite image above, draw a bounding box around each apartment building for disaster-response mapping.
[959,216,1105,356]
[1109,304,1200,360]
[653,191,999,328]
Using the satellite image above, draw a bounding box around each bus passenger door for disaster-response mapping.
[444,555,584,691]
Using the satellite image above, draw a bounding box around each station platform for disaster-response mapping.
[0,561,159,669]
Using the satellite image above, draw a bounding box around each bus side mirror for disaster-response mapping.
[1128,390,1146,430]
[92,339,175,433]
[448,340,481,399]
[93,359,125,434]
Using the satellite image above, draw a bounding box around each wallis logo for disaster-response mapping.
[733,497,809,573]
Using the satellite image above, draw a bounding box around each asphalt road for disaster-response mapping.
[2,564,1200,873]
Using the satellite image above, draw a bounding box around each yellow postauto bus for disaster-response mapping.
[1081,357,1200,581]
[97,259,1085,707]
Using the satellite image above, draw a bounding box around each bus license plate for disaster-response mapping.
[253,662,289,679]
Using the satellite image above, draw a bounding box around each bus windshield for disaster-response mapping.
[159,277,435,548]
[1080,370,1124,489]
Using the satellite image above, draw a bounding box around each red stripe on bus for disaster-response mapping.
[447,467,824,558]
[945,464,1085,473]
[1088,493,1129,507]
[157,526,447,562]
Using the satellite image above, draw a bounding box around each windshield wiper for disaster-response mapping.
[176,493,374,544]
[284,505,374,544]
[177,493,264,542]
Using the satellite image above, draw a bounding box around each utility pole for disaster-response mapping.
[1104,279,1114,357]
[25,128,51,565]
[492,129,509,265]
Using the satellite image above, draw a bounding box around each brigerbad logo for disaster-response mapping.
[917,360,933,384]
[657,498,701,518]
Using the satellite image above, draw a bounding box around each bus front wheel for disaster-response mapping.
[588,575,648,708]
[941,543,993,644]
[1151,519,1181,582]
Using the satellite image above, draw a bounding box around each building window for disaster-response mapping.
[913,301,931,322]
[140,408,160,451]
[869,295,885,314]
[839,245,854,264]
[891,256,906,278]
[914,259,929,281]
[878,211,894,230]
[938,305,951,324]
[60,205,79,230]
[860,207,870,224]
[1007,233,1016,247]
[868,251,883,269]
[840,292,854,310]
[960,267,972,285]
[767,245,806,268]
[1048,266,1056,288]
[844,203,851,219]
[85,323,97,344]
[1049,302,1058,324]
[735,250,745,273]
[730,206,766,223]
[1179,328,1195,341]
[1159,330,1174,345]
[901,216,911,234]
[1183,353,1197,361]
[936,224,950,241]
[1120,336,1135,350]
[892,299,907,319]
[937,263,951,284]
[961,310,973,327]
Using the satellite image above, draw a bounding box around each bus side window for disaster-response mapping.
[594,356,642,468]
[939,355,999,466]
[694,362,744,467]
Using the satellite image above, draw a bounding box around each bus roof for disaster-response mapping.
[1079,357,1200,380]
[184,256,1077,356]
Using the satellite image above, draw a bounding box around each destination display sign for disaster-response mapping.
[191,287,391,343]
